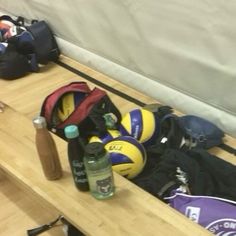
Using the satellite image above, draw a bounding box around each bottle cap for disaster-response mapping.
[33,116,47,129]
[64,125,79,139]
[103,113,118,129]
[85,142,106,159]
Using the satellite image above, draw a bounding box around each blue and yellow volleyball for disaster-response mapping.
[57,92,85,122]
[105,136,147,179]
[119,108,158,145]
[89,129,121,144]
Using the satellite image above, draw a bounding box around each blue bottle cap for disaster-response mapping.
[64,125,79,139]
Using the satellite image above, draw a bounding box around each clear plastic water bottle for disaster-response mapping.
[84,142,115,200]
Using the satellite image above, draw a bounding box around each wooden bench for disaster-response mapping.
[0,55,235,235]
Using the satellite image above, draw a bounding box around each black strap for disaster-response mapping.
[27,215,63,236]
[218,143,236,155]
[27,215,85,236]
[16,16,25,26]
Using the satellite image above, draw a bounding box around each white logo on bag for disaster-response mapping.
[185,206,201,223]
[206,219,236,235]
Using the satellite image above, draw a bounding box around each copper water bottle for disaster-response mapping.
[33,116,63,180]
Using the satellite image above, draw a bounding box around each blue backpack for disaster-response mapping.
[149,113,224,153]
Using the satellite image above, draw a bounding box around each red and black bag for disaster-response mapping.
[40,81,122,140]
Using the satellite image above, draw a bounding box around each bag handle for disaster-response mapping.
[57,87,106,128]
[41,82,91,123]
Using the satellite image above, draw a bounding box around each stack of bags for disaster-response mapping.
[0,15,60,80]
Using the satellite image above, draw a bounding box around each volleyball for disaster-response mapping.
[105,136,147,179]
[57,92,85,122]
[119,108,158,145]
[89,129,121,144]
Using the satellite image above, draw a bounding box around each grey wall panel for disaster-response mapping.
[1,0,235,136]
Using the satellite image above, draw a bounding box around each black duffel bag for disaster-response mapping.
[26,20,60,64]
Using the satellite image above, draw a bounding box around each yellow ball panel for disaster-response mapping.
[139,109,156,143]
[112,163,139,179]
[57,93,75,121]
[105,137,146,179]
[120,113,132,134]
[89,136,103,143]
[105,140,144,167]
[107,129,121,138]
[120,108,156,144]
[89,129,121,144]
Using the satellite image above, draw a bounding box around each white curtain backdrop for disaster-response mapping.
[1,0,236,137]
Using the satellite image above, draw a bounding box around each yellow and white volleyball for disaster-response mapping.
[105,136,147,179]
[119,108,158,145]
[89,129,121,144]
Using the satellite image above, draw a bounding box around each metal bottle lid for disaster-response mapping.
[32,116,47,129]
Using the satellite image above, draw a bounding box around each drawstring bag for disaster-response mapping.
[40,81,122,140]
[166,191,236,235]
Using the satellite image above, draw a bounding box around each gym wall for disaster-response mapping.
[1,0,236,137]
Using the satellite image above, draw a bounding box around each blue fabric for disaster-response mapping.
[179,115,224,149]
[0,43,7,54]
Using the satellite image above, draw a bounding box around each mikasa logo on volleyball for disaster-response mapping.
[105,136,147,179]
[133,125,140,139]
[107,144,123,151]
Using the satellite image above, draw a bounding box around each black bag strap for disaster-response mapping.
[27,215,63,236]
[26,215,85,236]
[147,114,185,155]
[0,15,26,28]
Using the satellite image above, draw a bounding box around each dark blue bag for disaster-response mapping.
[179,115,224,149]
[147,114,224,157]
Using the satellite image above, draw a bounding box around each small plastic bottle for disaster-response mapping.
[64,125,89,191]
[33,116,63,180]
[84,142,115,199]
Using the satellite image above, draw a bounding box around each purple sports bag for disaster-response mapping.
[166,192,236,235]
